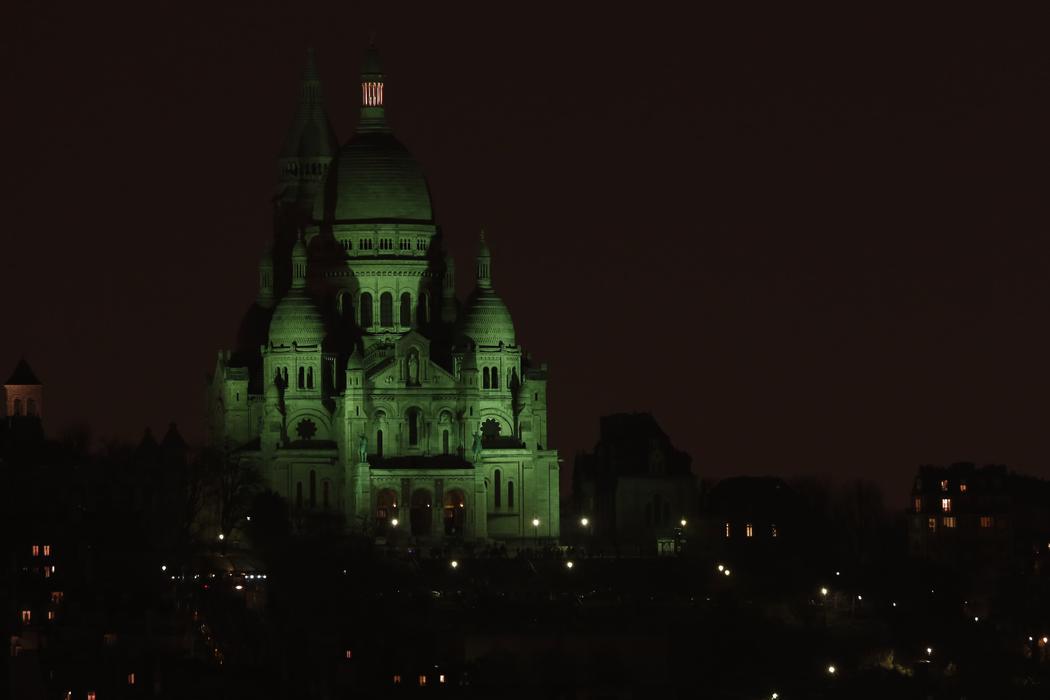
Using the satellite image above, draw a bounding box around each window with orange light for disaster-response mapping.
[42,545,51,556]
[20,610,31,623]
[980,516,993,528]
[928,517,936,531]
[943,516,956,529]
[393,675,401,685]
[419,675,427,687]
[31,545,39,557]
[941,498,952,513]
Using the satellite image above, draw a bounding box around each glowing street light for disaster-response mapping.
[532,518,541,546]
[218,533,225,541]
[723,569,731,577]
[680,518,687,527]
[450,560,459,569]
[580,517,589,527]
[925,647,933,656]
[566,561,574,569]
[827,665,836,675]
[391,518,399,527]
[161,564,167,572]
[772,694,779,700]
[718,564,725,572]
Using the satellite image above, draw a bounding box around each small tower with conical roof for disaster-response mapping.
[3,359,43,421]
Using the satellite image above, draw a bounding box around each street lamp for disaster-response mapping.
[532,518,541,547]
[820,587,828,597]
[566,561,574,569]
[218,533,225,541]
[391,518,399,527]
[680,518,687,527]
[450,560,458,569]
[580,517,589,527]
[827,665,836,675]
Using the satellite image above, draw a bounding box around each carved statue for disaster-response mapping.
[471,430,482,463]
[358,433,368,463]
[407,352,419,384]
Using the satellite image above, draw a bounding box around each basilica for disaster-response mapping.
[207,48,560,543]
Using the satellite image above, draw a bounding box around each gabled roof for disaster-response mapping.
[5,359,41,385]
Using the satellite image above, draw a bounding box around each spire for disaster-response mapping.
[358,44,389,133]
[278,49,338,206]
[475,230,492,288]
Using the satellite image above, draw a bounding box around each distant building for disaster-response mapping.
[1,358,44,447]
[907,463,1050,572]
[3,358,43,420]
[207,48,560,544]
[703,476,802,558]
[573,413,695,550]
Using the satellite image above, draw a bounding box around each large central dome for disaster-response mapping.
[313,132,433,223]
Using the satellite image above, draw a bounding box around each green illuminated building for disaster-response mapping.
[208,48,560,543]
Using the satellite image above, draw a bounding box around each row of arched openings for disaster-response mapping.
[482,367,500,389]
[372,426,452,455]
[295,470,331,510]
[375,488,466,536]
[352,291,430,329]
[10,398,37,416]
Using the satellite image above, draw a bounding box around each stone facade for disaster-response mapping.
[208,48,560,543]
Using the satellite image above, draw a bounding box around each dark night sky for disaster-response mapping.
[3,2,1049,501]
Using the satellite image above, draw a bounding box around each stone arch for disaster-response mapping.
[444,489,467,536]
[410,488,433,536]
[359,292,373,327]
[399,291,412,326]
[379,291,394,327]
[375,487,398,529]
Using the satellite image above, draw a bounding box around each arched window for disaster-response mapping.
[12,398,22,415]
[407,409,420,446]
[282,367,289,384]
[417,291,430,325]
[322,481,330,510]
[298,367,305,389]
[442,430,449,455]
[296,482,303,509]
[360,292,373,327]
[26,399,36,416]
[400,292,411,326]
[491,367,499,389]
[483,367,490,389]
[309,470,316,508]
[376,429,384,457]
[380,292,393,326]
[508,481,514,509]
[341,293,354,324]
[494,469,502,508]
[307,366,314,389]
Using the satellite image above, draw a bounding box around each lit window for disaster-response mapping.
[928,517,936,531]
[128,673,135,685]
[959,483,968,493]
[724,522,731,538]
[21,610,31,623]
[88,693,96,700]
[43,545,51,556]
[439,674,446,683]
[393,675,401,685]
[943,516,956,529]
[746,523,754,538]
[345,649,352,660]
[980,516,993,528]
[771,524,778,538]
[48,611,55,621]
[913,497,922,512]
[51,592,63,603]
[419,675,427,687]
[941,498,952,513]
[940,479,949,492]
[32,545,39,557]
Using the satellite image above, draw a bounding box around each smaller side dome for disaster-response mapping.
[458,288,516,347]
[268,290,326,347]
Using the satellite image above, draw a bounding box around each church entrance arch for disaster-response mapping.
[444,489,466,536]
[410,488,433,536]
[376,488,398,531]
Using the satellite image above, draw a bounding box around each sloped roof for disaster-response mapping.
[5,359,41,385]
